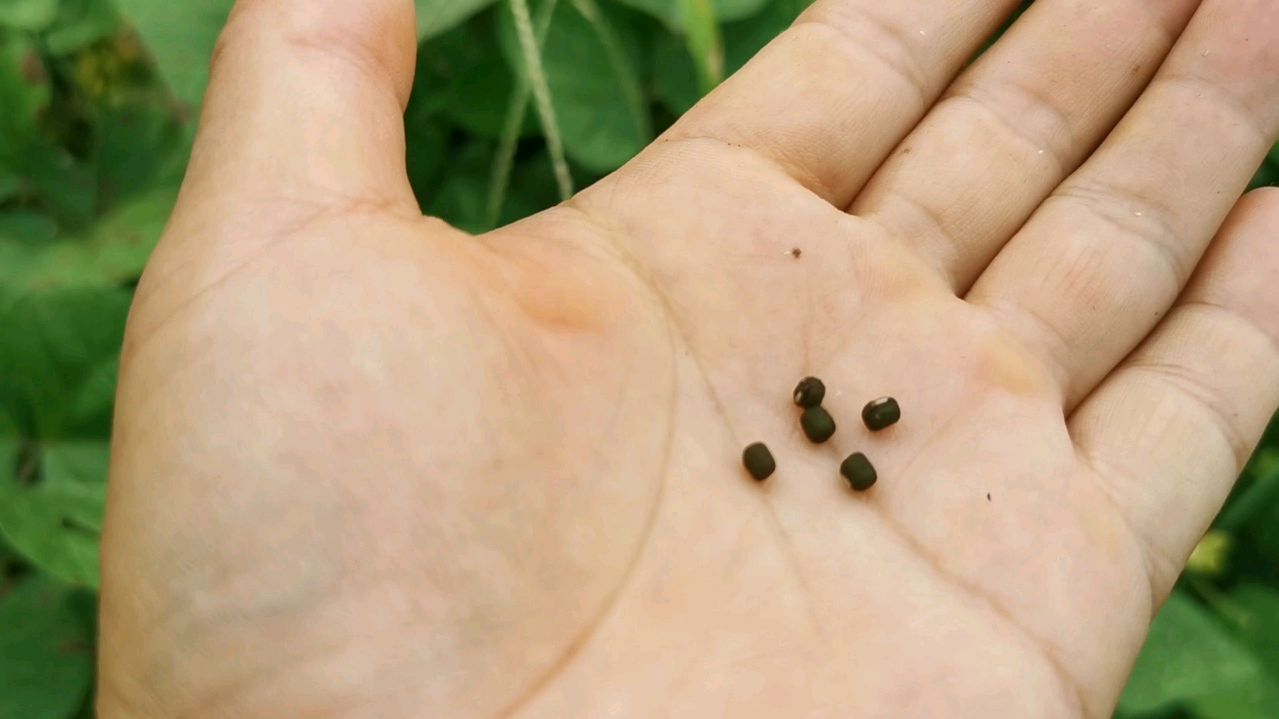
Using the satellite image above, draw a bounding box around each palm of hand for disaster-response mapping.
[100,1,1279,717]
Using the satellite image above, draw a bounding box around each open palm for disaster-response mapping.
[99,0,1279,716]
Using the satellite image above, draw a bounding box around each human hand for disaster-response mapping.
[99,0,1279,716]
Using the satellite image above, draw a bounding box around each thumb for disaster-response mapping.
[180,0,420,212]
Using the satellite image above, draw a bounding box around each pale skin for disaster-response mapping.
[97,0,1279,716]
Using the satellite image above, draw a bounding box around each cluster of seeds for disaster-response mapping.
[742,376,900,492]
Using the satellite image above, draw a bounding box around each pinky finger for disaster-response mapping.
[1069,188,1279,603]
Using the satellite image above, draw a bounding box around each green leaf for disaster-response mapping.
[0,36,97,225]
[419,15,528,138]
[0,210,60,288]
[653,0,807,114]
[0,167,20,202]
[0,413,17,479]
[20,187,176,291]
[500,0,651,173]
[0,35,50,136]
[41,440,112,488]
[427,140,496,233]
[63,357,119,438]
[0,576,94,719]
[721,0,807,71]
[0,287,131,436]
[418,0,502,38]
[1219,449,1279,531]
[1190,680,1279,719]
[44,0,122,55]
[652,28,700,114]
[678,0,724,92]
[427,139,563,231]
[1119,591,1265,715]
[1253,161,1279,190]
[502,150,566,223]
[113,0,234,109]
[1176,582,1279,717]
[1242,457,1279,567]
[406,119,449,211]
[93,95,190,208]
[615,0,770,28]
[0,209,59,243]
[1218,584,1279,679]
[0,0,61,32]
[0,454,107,587]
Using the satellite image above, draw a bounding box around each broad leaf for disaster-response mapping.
[500,0,651,173]
[0,0,61,32]
[1219,584,1279,680]
[1119,590,1265,714]
[93,95,191,208]
[0,209,60,284]
[419,14,528,138]
[0,450,108,587]
[1190,681,1279,719]
[0,35,50,137]
[418,0,502,39]
[22,188,177,291]
[652,28,700,114]
[0,577,94,719]
[0,36,96,224]
[1179,584,1279,718]
[0,167,19,202]
[0,287,131,436]
[0,412,16,481]
[44,0,122,55]
[653,0,807,114]
[427,140,497,233]
[42,440,112,488]
[112,0,233,108]
[721,0,807,70]
[615,0,770,29]
[1242,454,1279,567]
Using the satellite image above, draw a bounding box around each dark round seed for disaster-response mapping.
[793,377,826,408]
[840,452,877,491]
[742,442,776,481]
[800,406,837,443]
[861,396,901,432]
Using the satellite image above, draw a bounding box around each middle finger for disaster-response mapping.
[851,0,1200,291]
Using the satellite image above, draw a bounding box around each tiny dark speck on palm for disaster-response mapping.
[791,247,802,258]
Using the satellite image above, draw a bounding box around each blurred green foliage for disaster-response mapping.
[0,0,1277,716]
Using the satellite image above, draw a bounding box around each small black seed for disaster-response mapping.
[840,452,877,491]
[793,377,826,408]
[986,493,992,501]
[800,406,837,443]
[861,397,901,432]
[742,442,776,481]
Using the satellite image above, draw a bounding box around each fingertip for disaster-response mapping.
[187,0,420,208]
[216,0,418,107]
[1190,185,1279,343]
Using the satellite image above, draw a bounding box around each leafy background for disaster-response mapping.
[1,0,1277,716]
